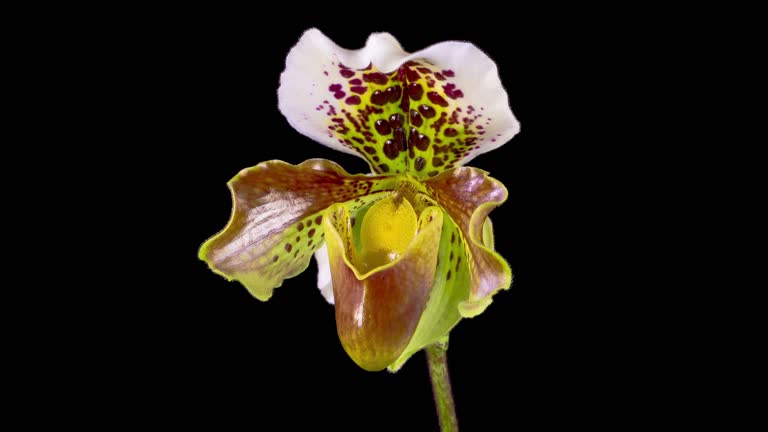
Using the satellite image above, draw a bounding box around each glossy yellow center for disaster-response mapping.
[359,194,417,272]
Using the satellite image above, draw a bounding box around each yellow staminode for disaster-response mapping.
[359,195,417,272]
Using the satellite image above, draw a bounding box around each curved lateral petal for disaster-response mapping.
[199,159,395,301]
[278,29,520,178]
[424,167,511,316]
[323,203,443,371]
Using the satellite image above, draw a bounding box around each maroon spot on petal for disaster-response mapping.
[408,127,419,149]
[399,88,409,111]
[418,104,436,119]
[404,67,420,82]
[297,222,304,231]
[427,92,449,107]
[410,109,423,127]
[392,127,406,151]
[340,69,355,78]
[374,119,391,135]
[363,72,388,85]
[363,146,377,154]
[414,157,426,171]
[443,83,464,99]
[273,255,278,262]
[435,72,446,81]
[378,164,390,172]
[446,270,452,281]
[371,90,387,106]
[442,69,455,77]
[295,236,300,242]
[345,95,361,105]
[428,171,438,177]
[285,243,292,252]
[349,78,362,85]
[308,228,316,238]
[315,215,323,225]
[417,67,431,74]
[416,133,430,151]
[383,140,399,160]
[444,128,458,137]
[385,86,402,103]
[329,84,342,92]
[389,113,404,129]
[350,86,367,94]
[407,82,424,101]
[334,91,345,100]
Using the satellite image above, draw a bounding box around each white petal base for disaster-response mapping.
[314,242,335,304]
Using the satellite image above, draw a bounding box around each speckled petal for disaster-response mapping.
[424,167,511,315]
[323,202,444,371]
[278,29,520,178]
[199,159,396,301]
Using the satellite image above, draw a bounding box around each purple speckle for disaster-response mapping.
[442,69,455,77]
[443,83,464,99]
[329,84,342,92]
[363,72,388,85]
[427,91,449,107]
[334,91,345,100]
[340,69,355,78]
[349,78,362,85]
[345,95,361,105]
[350,86,367,94]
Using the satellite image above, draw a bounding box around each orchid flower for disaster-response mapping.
[199,29,520,373]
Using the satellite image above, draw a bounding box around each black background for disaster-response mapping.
[56,9,673,430]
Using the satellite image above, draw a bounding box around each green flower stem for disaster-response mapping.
[426,342,459,431]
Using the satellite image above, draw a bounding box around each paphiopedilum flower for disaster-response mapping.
[200,29,520,372]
